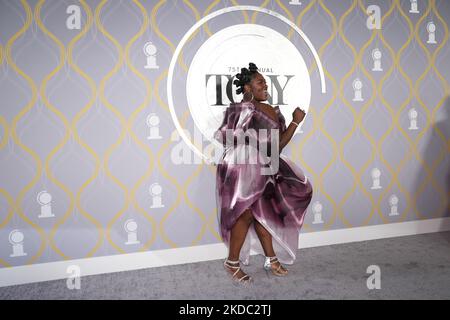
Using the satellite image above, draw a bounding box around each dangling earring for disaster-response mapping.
[243,91,254,102]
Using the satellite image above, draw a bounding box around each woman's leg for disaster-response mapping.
[227,208,254,260]
[254,219,287,273]
[225,208,254,280]
[253,219,276,257]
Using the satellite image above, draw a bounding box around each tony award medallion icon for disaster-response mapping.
[124,219,140,245]
[427,22,437,44]
[144,41,160,69]
[37,190,55,218]
[9,230,27,257]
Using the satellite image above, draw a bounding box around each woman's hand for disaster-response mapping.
[293,107,306,124]
[280,107,306,151]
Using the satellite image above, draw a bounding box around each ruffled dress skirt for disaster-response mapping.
[214,101,313,265]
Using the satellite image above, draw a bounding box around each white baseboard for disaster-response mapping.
[1,217,449,288]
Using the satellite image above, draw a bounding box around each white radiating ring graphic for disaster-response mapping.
[167,5,326,163]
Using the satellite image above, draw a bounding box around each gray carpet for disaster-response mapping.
[1,231,449,300]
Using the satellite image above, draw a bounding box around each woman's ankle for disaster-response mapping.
[227,255,239,262]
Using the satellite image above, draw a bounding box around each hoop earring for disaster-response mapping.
[243,91,254,102]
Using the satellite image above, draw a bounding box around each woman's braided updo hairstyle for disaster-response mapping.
[233,62,259,95]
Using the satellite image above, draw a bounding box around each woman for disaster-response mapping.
[214,62,313,284]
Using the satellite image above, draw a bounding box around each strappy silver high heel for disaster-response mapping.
[223,258,253,284]
[263,256,288,276]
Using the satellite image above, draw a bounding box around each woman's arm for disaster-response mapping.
[279,122,298,152]
[278,107,306,153]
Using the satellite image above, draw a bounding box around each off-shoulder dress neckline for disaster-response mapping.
[240,101,280,126]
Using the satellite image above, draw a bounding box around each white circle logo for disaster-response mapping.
[186,23,311,145]
[168,6,326,163]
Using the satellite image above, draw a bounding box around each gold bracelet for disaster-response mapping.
[291,121,299,127]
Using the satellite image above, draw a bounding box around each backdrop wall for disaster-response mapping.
[0,0,449,274]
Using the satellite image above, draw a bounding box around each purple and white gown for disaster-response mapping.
[214,100,313,266]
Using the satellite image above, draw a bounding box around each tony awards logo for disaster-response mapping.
[167,6,326,166]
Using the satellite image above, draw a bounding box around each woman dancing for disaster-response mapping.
[214,62,313,284]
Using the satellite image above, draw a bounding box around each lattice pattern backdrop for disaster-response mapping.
[0,0,449,268]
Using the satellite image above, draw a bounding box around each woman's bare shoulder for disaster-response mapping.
[228,101,254,109]
[259,102,278,110]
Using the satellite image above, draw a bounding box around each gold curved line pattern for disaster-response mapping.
[317,0,337,56]
[294,107,319,233]
[69,0,105,258]
[377,0,414,224]
[0,94,14,267]
[0,187,15,230]
[291,0,317,232]
[182,164,220,243]
[386,0,448,221]
[156,110,190,248]
[0,116,7,149]
[96,0,131,254]
[297,0,317,76]
[201,184,229,239]
[0,114,8,248]
[150,0,189,73]
[250,0,270,24]
[150,0,199,114]
[202,0,222,37]
[355,0,386,226]
[410,0,448,219]
[180,134,221,241]
[150,5,193,246]
[175,0,220,244]
[182,0,202,45]
[181,152,221,242]
[432,0,449,91]
[405,0,447,219]
[230,0,249,23]
[336,0,397,228]
[207,208,221,240]
[151,0,173,51]
[409,1,434,220]
[295,106,319,153]
[151,12,182,248]
[0,115,14,265]
[396,0,427,221]
[0,189,14,267]
[429,0,450,200]
[404,0,433,220]
[153,69,169,114]
[431,2,450,150]
[1,0,449,263]
[310,0,340,229]
[202,0,251,37]
[183,165,211,245]
[336,0,359,228]
[35,0,74,260]
[274,0,296,40]
[382,1,412,223]
[8,0,47,265]
[126,0,157,251]
[151,0,219,246]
